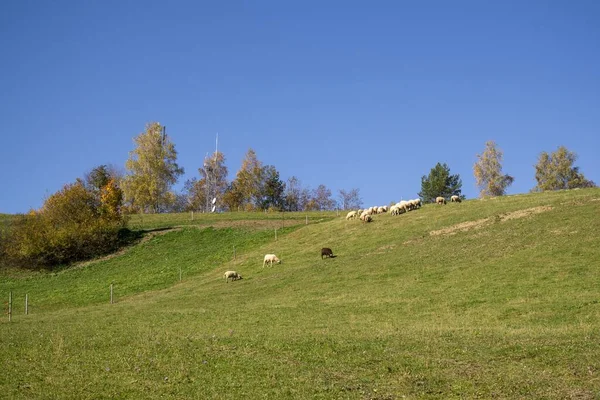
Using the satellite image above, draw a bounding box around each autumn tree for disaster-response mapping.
[307,184,336,211]
[122,122,184,213]
[222,181,245,211]
[283,176,302,211]
[533,146,595,191]
[418,163,463,203]
[3,179,126,269]
[229,149,264,210]
[338,188,363,210]
[182,177,204,211]
[473,140,514,197]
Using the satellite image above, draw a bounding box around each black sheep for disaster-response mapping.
[321,247,334,259]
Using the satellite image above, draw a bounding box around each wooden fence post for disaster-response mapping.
[8,291,12,322]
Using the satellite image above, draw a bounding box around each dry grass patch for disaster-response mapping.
[430,206,553,236]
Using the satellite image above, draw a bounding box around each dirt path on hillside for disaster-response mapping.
[429,206,553,237]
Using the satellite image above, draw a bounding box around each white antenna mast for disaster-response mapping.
[211,133,218,212]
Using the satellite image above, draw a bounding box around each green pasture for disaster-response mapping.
[1,189,600,399]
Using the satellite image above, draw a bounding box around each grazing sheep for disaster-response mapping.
[362,214,373,223]
[377,206,385,214]
[390,204,406,215]
[263,254,281,268]
[451,195,461,203]
[321,247,334,259]
[397,201,410,213]
[409,199,421,209]
[346,210,358,220]
[224,270,242,282]
[360,210,372,221]
[436,196,446,205]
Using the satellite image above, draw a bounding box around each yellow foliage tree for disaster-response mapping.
[122,122,184,213]
[473,140,514,197]
[533,146,595,191]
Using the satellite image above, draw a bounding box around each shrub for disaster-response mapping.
[3,180,127,270]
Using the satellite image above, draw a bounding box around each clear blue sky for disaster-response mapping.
[1,1,598,214]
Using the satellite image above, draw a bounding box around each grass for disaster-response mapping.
[1,189,600,399]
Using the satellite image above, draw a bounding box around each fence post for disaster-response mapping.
[8,291,12,322]
[25,294,28,315]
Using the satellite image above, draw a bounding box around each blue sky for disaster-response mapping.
[1,1,598,213]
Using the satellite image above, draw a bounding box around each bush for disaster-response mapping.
[2,181,127,270]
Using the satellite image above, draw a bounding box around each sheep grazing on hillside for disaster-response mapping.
[359,210,371,221]
[263,254,281,268]
[346,210,358,220]
[451,195,461,203]
[377,206,385,214]
[224,270,242,282]
[436,196,446,205]
[362,214,373,223]
[398,201,410,213]
[321,247,334,259]
[409,199,422,209]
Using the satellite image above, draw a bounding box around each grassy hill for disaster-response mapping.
[1,190,600,399]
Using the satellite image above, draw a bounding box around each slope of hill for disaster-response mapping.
[1,189,599,399]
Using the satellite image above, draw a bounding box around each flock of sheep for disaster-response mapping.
[223,195,462,282]
[345,198,424,222]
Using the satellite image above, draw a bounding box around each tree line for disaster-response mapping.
[418,140,595,203]
[0,124,595,270]
[121,122,362,213]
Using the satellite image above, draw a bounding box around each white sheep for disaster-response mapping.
[451,195,461,203]
[436,196,446,205]
[409,199,421,209]
[377,206,385,214]
[397,201,410,213]
[346,210,358,220]
[224,270,242,282]
[362,214,373,222]
[263,254,281,268]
